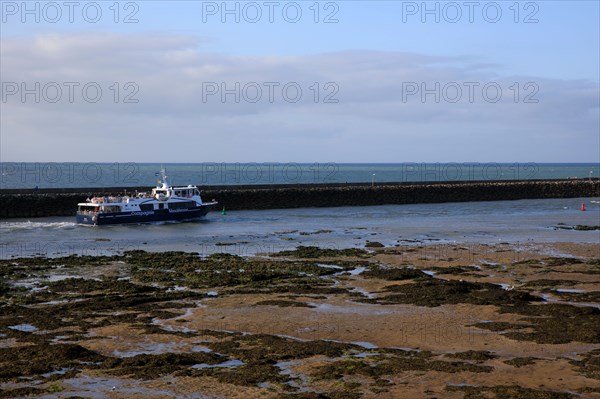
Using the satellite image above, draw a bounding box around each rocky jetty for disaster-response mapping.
[0,180,598,219]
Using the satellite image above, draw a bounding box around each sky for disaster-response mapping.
[1,0,599,162]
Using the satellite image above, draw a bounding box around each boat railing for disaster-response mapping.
[87,195,134,204]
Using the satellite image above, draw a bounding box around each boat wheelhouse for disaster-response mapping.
[76,169,217,225]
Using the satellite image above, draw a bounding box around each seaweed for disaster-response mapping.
[570,349,600,380]
[254,300,316,308]
[272,246,371,259]
[504,357,540,368]
[445,384,576,398]
[361,279,541,307]
[101,352,223,380]
[445,350,497,362]
[361,265,429,281]
[0,344,106,381]
[313,351,492,381]
[474,304,600,344]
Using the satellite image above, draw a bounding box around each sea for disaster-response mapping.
[1,162,599,189]
[1,197,599,259]
[1,162,598,259]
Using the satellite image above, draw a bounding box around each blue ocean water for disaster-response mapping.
[0,162,598,189]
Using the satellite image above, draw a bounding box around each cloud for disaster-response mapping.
[1,32,598,162]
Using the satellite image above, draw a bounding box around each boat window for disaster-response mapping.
[139,204,154,211]
[78,205,98,214]
[169,201,196,210]
[158,203,164,210]
[102,205,121,213]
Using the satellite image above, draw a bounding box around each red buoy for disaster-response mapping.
[581,203,586,211]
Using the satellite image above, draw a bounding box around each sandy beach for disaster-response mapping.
[0,240,599,398]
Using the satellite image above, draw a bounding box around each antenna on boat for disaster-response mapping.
[159,166,171,189]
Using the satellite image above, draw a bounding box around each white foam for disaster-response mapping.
[0,221,76,232]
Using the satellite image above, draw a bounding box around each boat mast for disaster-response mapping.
[159,167,169,189]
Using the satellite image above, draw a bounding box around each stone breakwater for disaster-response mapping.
[0,180,598,219]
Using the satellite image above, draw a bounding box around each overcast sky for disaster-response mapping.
[1,1,598,162]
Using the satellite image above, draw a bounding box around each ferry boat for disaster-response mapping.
[76,170,217,225]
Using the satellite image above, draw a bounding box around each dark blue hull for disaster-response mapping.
[76,205,214,226]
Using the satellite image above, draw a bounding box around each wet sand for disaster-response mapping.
[0,242,599,398]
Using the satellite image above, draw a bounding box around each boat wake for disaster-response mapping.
[0,221,77,232]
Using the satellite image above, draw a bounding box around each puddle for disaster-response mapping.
[12,282,47,292]
[479,261,499,267]
[151,309,198,333]
[41,368,71,378]
[555,288,588,293]
[422,270,437,277]
[322,339,379,350]
[33,299,87,307]
[317,264,344,270]
[351,341,379,349]
[191,345,213,353]
[349,287,376,299]
[192,359,244,369]
[153,324,197,333]
[35,300,70,306]
[112,342,201,358]
[51,335,70,342]
[275,360,312,392]
[348,267,366,276]
[45,374,186,399]
[541,294,600,310]
[520,245,583,259]
[46,275,100,283]
[172,285,189,291]
[8,324,38,332]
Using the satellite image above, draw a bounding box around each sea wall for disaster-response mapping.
[0,180,598,219]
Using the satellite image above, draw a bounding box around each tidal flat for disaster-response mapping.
[1,242,599,398]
